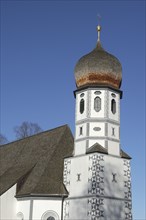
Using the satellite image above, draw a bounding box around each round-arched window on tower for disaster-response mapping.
[111,99,116,114]
[16,212,24,220]
[41,210,59,220]
[94,96,101,112]
[80,98,84,114]
[47,217,55,220]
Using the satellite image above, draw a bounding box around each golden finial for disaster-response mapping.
[97,14,101,42]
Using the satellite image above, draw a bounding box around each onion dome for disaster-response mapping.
[74,25,122,89]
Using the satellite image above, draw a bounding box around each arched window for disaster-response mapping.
[16,212,24,220]
[41,210,59,220]
[47,217,55,220]
[80,99,84,114]
[79,126,83,135]
[111,99,116,114]
[94,96,101,112]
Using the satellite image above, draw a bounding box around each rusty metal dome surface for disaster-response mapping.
[74,42,122,89]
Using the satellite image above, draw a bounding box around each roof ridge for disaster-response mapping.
[33,126,69,190]
[0,141,29,177]
[31,126,72,195]
[0,163,37,196]
[0,125,74,197]
[16,126,70,195]
[0,124,68,147]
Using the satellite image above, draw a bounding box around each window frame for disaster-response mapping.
[41,210,59,220]
[79,126,83,135]
[111,99,116,114]
[94,96,101,112]
[80,98,84,114]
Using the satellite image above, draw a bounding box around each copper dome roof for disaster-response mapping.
[74,39,122,89]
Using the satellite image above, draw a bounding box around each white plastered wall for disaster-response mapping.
[64,156,89,197]
[0,185,62,220]
[107,123,119,140]
[103,155,127,198]
[63,153,132,220]
[74,140,86,155]
[17,197,62,220]
[16,199,30,220]
[0,185,17,220]
[75,123,87,140]
[108,140,120,156]
[89,122,105,137]
[32,198,62,220]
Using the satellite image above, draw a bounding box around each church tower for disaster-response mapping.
[63,25,132,219]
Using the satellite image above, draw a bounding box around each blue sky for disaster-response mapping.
[0,0,145,219]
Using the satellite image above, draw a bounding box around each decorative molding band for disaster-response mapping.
[17,196,63,201]
[75,136,120,143]
[66,195,131,202]
[76,118,120,126]
[71,151,128,159]
[74,85,123,99]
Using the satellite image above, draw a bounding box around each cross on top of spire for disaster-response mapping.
[97,14,101,42]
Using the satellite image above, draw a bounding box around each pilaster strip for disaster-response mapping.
[29,199,33,220]
[105,123,108,137]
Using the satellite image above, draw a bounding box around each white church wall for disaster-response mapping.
[16,199,30,220]
[89,122,105,137]
[65,153,132,219]
[16,197,62,220]
[75,123,87,140]
[64,198,87,220]
[64,159,72,194]
[0,185,17,220]
[64,153,130,200]
[69,156,88,197]
[74,140,86,155]
[108,140,120,156]
[103,198,125,219]
[33,198,62,220]
[104,155,126,198]
[107,123,119,140]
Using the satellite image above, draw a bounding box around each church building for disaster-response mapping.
[0,25,132,220]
